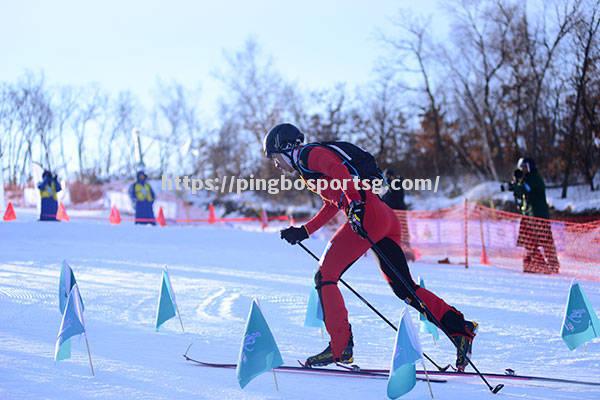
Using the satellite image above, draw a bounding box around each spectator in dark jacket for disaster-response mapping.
[382,169,415,261]
[38,170,62,221]
[513,158,559,274]
[382,169,407,211]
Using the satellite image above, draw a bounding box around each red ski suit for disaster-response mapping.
[301,146,467,359]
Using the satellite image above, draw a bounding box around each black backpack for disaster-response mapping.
[297,141,384,181]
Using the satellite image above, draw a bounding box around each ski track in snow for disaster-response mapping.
[0,218,599,399]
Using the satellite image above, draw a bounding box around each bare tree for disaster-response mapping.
[381,12,446,174]
[524,0,581,160]
[103,91,138,177]
[446,0,518,180]
[152,80,202,175]
[52,86,78,177]
[8,72,53,183]
[307,84,349,142]
[70,85,107,179]
[561,0,600,197]
[350,73,409,169]
[216,38,301,149]
[578,1,600,191]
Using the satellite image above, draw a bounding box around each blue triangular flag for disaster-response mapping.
[155,268,177,331]
[55,340,72,361]
[55,284,85,361]
[387,309,423,399]
[59,260,83,314]
[418,277,439,341]
[304,286,324,328]
[561,281,600,350]
[236,299,283,389]
[58,261,84,360]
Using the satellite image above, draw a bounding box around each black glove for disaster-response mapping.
[280,226,309,245]
[347,200,367,237]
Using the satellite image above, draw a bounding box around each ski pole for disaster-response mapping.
[354,226,504,394]
[297,242,451,373]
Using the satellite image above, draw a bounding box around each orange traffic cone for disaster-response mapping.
[109,206,121,224]
[56,203,70,222]
[156,207,166,227]
[3,202,16,221]
[208,203,216,224]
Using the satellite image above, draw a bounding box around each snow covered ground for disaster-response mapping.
[1,211,599,399]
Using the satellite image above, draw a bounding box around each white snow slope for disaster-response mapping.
[1,213,599,400]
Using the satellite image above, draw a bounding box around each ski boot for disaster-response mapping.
[454,320,478,372]
[305,335,353,367]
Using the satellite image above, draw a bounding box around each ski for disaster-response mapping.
[333,364,600,387]
[182,354,447,383]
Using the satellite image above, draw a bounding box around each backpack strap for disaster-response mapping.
[297,143,360,178]
[296,144,324,179]
[297,143,367,209]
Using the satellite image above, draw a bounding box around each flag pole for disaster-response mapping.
[177,309,185,333]
[164,265,185,333]
[421,359,434,399]
[272,370,280,392]
[74,285,94,376]
[83,331,95,376]
[255,297,280,392]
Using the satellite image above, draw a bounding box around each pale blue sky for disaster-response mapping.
[1,0,446,111]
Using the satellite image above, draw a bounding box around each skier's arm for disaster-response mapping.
[304,202,339,235]
[306,147,362,204]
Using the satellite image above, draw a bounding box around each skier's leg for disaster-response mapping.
[314,196,395,360]
[316,223,372,359]
[373,237,470,335]
[373,236,478,370]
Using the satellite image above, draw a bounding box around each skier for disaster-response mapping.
[263,123,477,371]
[128,170,156,225]
[38,170,62,221]
[511,158,560,274]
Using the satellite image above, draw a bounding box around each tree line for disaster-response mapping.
[1,0,598,199]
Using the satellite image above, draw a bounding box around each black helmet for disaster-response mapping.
[263,123,304,158]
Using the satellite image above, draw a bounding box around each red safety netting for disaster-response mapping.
[397,201,600,281]
[11,196,598,280]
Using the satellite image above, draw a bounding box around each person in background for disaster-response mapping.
[382,169,415,261]
[382,169,406,210]
[511,158,560,274]
[129,170,156,225]
[38,170,62,221]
